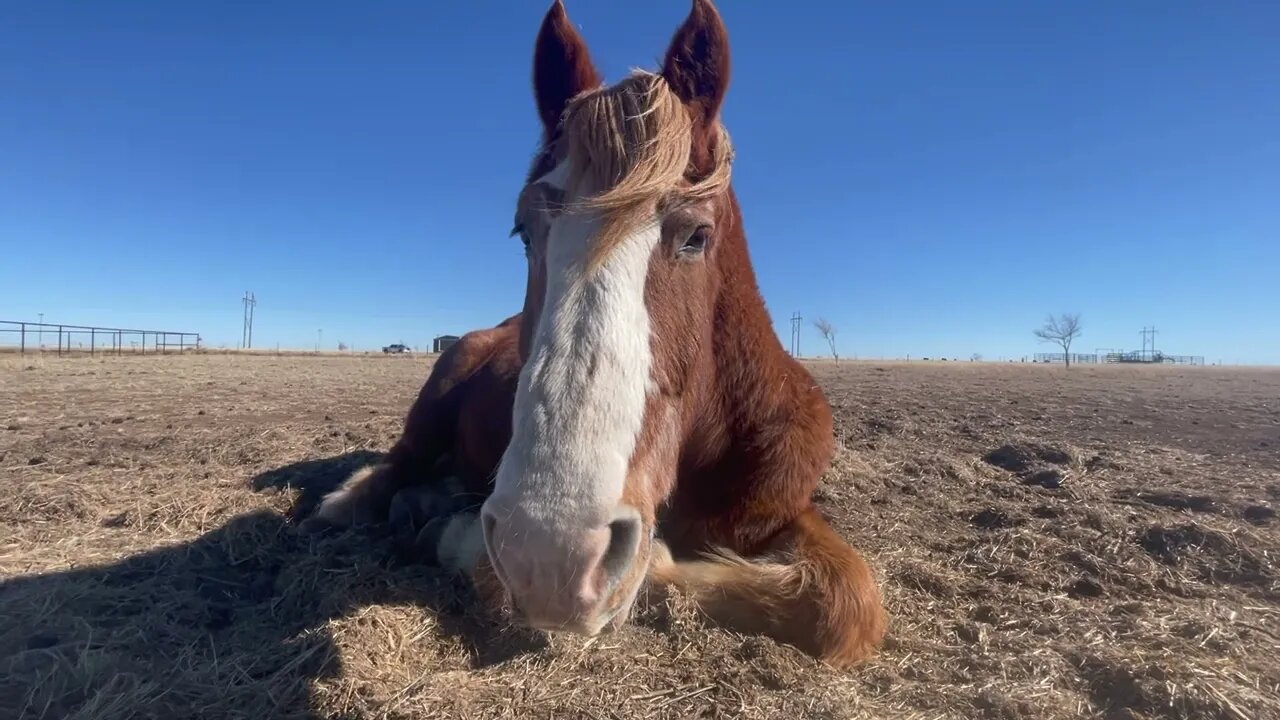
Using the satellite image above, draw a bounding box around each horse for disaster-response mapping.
[307,0,888,667]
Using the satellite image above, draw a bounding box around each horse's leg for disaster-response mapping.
[648,507,887,668]
[303,326,506,532]
[302,445,422,531]
[386,466,473,552]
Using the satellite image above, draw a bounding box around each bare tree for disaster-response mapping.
[1034,313,1083,368]
[813,317,839,362]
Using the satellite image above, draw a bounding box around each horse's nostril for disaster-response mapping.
[599,507,643,593]
[480,509,510,587]
[481,510,498,549]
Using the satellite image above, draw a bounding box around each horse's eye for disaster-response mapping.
[679,226,712,256]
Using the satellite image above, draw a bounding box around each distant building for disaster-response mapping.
[433,335,460,353]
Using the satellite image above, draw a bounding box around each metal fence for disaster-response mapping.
[0,320,201,356]
[1033,352,1099,364]
[1102,351,1206,366]
[1034,351,1206,366]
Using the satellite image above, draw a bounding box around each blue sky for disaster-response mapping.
[2,1,1277,363]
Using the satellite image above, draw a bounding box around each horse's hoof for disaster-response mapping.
[412,516,453,566]
[297,516,337,535]
[389,486,439,550]
[389,486,440,528]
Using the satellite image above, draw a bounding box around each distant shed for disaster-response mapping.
[433,335,460,353]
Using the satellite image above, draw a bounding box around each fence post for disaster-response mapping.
[19,323,25,355]
[91,328,95,357]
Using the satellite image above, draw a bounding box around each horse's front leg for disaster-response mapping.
[301,447,448,533]
[386,471,479,557]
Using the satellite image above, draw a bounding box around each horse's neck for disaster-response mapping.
[709,200,808,416]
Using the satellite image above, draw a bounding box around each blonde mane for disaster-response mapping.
[556,69,734,268]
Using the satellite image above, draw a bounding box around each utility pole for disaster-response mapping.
[789,311,803,357]
[1140,326,1158,360]
[241,291,257,349]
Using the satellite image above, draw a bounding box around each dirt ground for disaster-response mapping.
[2,354,1277,720]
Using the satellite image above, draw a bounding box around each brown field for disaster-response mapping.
[2,354,1278,719]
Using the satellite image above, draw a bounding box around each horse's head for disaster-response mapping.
[479,0,735,634]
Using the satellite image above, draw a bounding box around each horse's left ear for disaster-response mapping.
[661,0,731,125]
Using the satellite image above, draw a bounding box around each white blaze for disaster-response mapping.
[482,158,658,533]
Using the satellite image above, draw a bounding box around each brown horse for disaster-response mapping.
[309,0,888,667]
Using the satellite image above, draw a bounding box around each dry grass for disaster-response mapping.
[2,355,1277,719]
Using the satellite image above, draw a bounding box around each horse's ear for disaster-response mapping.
[661,0,731,125]
[533,0,602,140]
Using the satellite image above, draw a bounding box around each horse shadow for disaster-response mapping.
[0,451,547,720]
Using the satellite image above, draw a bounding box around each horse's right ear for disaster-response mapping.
[533,0,602,141]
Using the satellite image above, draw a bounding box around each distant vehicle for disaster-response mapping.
[382,343,410,354]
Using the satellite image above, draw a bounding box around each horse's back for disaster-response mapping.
[453,319,522,491]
